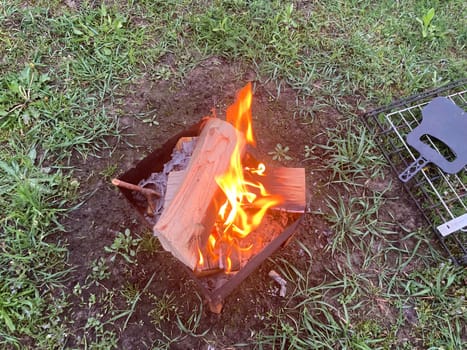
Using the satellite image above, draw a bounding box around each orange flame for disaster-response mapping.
[226,257,232,272]
[208,234,216,250]
[211,83,283,272]
[226,83,255,145]
[197,247,204,266]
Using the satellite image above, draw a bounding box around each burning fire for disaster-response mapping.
[197,83,283,272]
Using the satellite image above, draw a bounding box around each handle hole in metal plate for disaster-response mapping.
[420,134,457,162]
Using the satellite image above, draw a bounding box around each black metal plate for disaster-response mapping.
[408,97,467,173]
[399,97,467,182]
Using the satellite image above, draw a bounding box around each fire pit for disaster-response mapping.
[113,83,306,312]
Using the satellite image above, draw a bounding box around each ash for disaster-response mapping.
[137,138,197,224]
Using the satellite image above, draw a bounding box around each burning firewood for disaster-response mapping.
[153,83,307,274]
[154,117,246,270]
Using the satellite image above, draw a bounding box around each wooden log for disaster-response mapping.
[256,167,306,213]
[165,167,306,213]
[154,118,246,270]
[111,178,161,198]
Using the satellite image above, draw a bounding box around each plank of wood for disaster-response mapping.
[165,167,306,213]
[154,118,246,270]
[258,167,306,213]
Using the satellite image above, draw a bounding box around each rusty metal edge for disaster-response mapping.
[192,215,304,313]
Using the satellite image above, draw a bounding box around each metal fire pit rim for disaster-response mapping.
[117,120,206,225]
[189,214,303,312]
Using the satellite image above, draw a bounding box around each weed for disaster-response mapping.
[189,1,307,80]
[416,8,437,39]
[50,4,139,92]
[149,292,179,326]
[73,282,83,297]
[153,65,172,81]
[268,143,293,161]
[100,163,118,181]
[303,144,318,161]
[175,294,209,338]
[0,64,50,130]
[0,143,69,344]
[401,262,466,348]
[121,283,140,306]
[321,121,386,183]
[1,63,119,160]
[104,228,141,264]
[293,98,327,125]
[138,231,160,254]
[89,257,111,282]
[324,193,390,254]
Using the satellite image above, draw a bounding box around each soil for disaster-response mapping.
[60,57,436,349]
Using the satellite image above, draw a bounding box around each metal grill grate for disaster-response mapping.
[363,79,467,265]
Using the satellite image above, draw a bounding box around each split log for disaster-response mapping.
[154,117,246,270]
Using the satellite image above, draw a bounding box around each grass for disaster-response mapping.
[320,120,387,184]
[188,0,466,101]
[0,142,71,347]
[0,1,139,346]
[1,0,466,348]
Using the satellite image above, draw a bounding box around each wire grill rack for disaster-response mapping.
[363,79,467,265]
